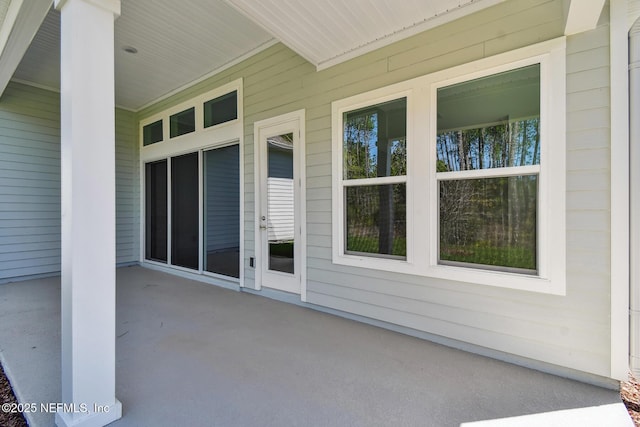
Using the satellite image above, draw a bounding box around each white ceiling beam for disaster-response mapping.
[564,0,606,35]
[0,0,51,98]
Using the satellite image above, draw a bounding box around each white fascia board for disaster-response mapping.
[0,0,51,98]
[564,0,607,35]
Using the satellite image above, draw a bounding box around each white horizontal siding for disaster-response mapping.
[267,177,294,241]
[137,0,614,378]
[0,82,140,282]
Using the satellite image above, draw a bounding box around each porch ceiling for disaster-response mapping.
[19,0,617,114]
[8,0,514,111]
[12,0,275,111]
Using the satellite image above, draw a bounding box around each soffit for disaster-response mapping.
[225,0,507,70]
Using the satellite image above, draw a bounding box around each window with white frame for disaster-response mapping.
[435,64,540,274]
[342,98,407,259]
[332,38,566,294]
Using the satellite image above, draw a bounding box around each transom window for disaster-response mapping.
[332,38,566,294]
[170,107,195,138]
[204,90,237,128]
[139,79,241,152]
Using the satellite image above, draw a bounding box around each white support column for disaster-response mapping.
[55,0,122,426]
[630,16,640,377]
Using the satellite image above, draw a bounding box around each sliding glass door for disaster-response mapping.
[171,152,199,270]
[203,145,240,278]
[144,145,240,279]
[145,160,168,262]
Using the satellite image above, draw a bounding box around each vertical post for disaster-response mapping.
[55,0,122,426]
[610,0,631,381]
[630,16,640,377]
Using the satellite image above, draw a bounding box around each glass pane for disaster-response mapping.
[204,91,237,128]
[143,120,163,146]
[267,133,294,274]
[343,98,406,180]
[171,153,199,269]
[345,184,406,257]
[170,107,195,138]
[145,160,168,262]
[437,64,540,171]
[439,175,537,272]
[204,145,240,278]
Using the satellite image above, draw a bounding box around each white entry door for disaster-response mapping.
[255,111,305,297]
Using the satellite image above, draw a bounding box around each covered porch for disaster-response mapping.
[0,266,626,427]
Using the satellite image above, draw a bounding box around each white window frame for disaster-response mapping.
[139,78,244,286]
[334,92,413,262]
[332,38,566,295]
[140,78,243,160]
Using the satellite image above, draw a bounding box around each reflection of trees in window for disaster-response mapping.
[437,120,539,271]
[436,63,541,273]
[343,98,407,257]
[346,184,406,257]
[343,106,406,179]
[439,176,537,271]
[436,119,540,171]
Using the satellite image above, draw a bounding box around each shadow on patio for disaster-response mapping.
[0,266,625,426]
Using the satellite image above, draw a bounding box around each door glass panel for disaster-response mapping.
[204,145,240,278]
[267,133,294,274]
[145,160,167,262]
[171,153,199,269]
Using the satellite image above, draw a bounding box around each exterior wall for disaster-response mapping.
[115,108,140,264]
[137,0,614,377]
[0,81,139,282]
[0,82,61,281]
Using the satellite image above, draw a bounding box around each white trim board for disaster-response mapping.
[253,109,307,301]
[609,0,631,381]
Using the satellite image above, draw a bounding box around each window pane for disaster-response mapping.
[171,153,199,269]
[143,120,163,146]
[343,98,406,179]
[204,145,240,278]
[204,91,237,128]
[268,133,295,274]
[439,175,537,272]
[170,107,195,138]
[436,64,540,171]
[345,184,406,257]
[145,160,167,262]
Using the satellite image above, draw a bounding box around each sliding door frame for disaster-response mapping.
[138,79,244,287]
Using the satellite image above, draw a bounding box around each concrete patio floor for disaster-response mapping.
[0,265,629,426]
